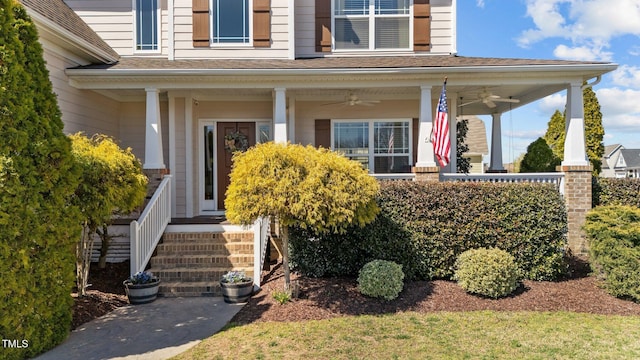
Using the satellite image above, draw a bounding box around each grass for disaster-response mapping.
[171,311,640,359]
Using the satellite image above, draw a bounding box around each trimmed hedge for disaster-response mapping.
[593,177,640,208]
[290,181,568,281]
[584,206,640,302]
[358,260,405,300]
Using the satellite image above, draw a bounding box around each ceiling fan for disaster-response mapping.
[459,89,520,109]
[322,93,381,107]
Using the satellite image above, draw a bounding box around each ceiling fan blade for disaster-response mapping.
[492,98,520,103]
[483,99,497,108]
[458,100,481,107]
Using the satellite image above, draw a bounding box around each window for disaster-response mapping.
[334,0,410,50]
[333,120,411,173]
[135,0,159,51]
[212,0,250,44]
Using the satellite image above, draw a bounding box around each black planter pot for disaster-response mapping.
[220,279,253,303]
[123,279,160,304]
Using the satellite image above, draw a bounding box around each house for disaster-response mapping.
[601,144,640,178]
[20,0,617,294]
[459,116,488,174]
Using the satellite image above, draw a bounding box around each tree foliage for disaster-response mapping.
[543,86,605,175]
[0,2,82,358]
[225,142,380,289]
[520,137,561,173]
[456,118,471,173]
[70,133,148,294]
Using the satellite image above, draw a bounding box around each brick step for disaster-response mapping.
[150,266,253,283]
[161,232,254,243]
[150,254,253,269]
[155,242,253,255]
[159,280,222,297]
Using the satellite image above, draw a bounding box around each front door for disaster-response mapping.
[215,122,256,210]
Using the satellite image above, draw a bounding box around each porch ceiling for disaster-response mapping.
[68,55,617,116]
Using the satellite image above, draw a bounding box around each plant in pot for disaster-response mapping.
[220,270,253,303]
[123,271,160,304]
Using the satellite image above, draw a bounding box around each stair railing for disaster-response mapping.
[253,216,270,289]
[130,175,172,276]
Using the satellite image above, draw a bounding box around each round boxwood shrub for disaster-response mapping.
[358,260,405,301]
[454,248,521,298]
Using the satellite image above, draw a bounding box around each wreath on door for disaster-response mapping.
[224,131,249,153]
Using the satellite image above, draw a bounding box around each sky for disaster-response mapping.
[457,0,640,163]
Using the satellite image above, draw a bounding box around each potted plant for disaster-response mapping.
[123,271,160,304]
[220,270,253,303]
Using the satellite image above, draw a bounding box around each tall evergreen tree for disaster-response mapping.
[0,2,81,358]
[543,85,605,175]
[456,118,471,173]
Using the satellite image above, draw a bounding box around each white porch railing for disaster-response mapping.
[441,172,565,193]
[130,175,172,276]
[373,173,416,181]
[253,216,271,290]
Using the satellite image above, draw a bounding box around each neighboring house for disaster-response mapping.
[459,116,488,174]
[614,149,640,178]
[20,0,617,289]
[601,144,624,178]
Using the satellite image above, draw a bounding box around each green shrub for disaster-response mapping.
[290,181,568,281]
[592,177,640,208]
[357,260,405,300]
[454,248,521,298]
[0,3,82,359]
[272,290,292,305]
[584,206,640,302]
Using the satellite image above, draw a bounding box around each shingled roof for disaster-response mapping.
[621,149,640,169]
[19,0,119,62]
[72,55,611,71]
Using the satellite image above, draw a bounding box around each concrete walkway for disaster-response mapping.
[35,297,244,360]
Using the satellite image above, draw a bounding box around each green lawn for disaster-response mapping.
[172,311,640,359]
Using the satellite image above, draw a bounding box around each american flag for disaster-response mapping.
[432,81,450,167]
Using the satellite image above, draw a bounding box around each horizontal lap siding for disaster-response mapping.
[42,48,121,136]
[295,0,454,57]
[174,0,291,59]
[118,101,170,169]
[66,0,170,57]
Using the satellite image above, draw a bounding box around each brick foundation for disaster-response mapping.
[560,165,592,256]
[412,166,440,182]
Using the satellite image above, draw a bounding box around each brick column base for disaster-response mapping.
[561,165,592,256]
[412,166,440,182]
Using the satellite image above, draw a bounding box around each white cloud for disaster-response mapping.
[597,87,640,132]
[553,44,613,61]
[539,93,566,113]
[476,0,485,8]
[518,0,640,61]
[610,65,640,89]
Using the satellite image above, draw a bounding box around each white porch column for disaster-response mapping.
[273,88,287,143]
[445,95,457,173]
[563,82,589,166]
[488,113,505,172]
[144,88,165,169]
[416,85,436,167]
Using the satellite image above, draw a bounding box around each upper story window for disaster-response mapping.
[212,0,250,44]
[135,0,160,51]
[334,0,411,50]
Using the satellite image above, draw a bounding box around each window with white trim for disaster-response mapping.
[333,119,411,173]
[333,0,410,50]
[212,0,250,44]
[135,0,159,51]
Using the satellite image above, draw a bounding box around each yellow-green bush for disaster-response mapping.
[225,142,379,290]
[454,248,521,298]
[584,206,640,302]
[0,3,82,358]
[358,260,405,301]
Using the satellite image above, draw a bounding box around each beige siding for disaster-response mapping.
[42,46,121,136]
[295,0,454,58]
[173,0,291,59]
[294,100,422,146]
[65,0,170,57]
[172,97,187,216]
[118,101,169,168]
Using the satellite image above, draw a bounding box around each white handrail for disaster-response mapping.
[441,173,565,193]
[130,175,172,276]
[253,216,270,290]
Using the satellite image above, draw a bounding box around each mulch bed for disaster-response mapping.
[73,258,640,330]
